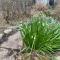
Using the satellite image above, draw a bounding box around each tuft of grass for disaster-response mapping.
[19,13,60,55]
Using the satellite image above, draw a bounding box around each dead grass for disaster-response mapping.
[17,53,49,60]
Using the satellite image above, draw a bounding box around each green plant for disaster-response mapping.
[19,13,60,55]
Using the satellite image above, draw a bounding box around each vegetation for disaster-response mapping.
[20,13,60,55]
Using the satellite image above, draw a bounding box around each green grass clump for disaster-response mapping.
[19,14,60,55]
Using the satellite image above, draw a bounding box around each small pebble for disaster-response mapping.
[0,34,3,39]
[4,29,12,34]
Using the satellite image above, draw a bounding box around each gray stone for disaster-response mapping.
[0,30,23,60]
[4,29,12,35]
[7,26,18,30]
[0,34,3,39]
[0,34,4,44]
[52,52,60,60]
[1,31,23,49]
[56,56,60,60]
[52,56,60,60]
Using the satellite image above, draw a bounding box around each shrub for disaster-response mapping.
[19,13,60,55]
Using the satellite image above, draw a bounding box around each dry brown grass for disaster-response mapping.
[30,3,48,16]
[32,3,48,11]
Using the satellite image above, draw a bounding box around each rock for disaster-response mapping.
[0,48,15,60]
[4,29,12,35]
[7,26,18,30]
[52,52,60,60]
[52,56,60,60]
[1,31,23,49]
[0,34,3,39]
[0,34,6,44]
[55,56,60,60]
[0,30,23,60]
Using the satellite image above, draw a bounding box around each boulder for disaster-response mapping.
[0,29,23,60]
[1,31,23,50]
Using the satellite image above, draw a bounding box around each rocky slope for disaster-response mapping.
[0,26,23,60]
